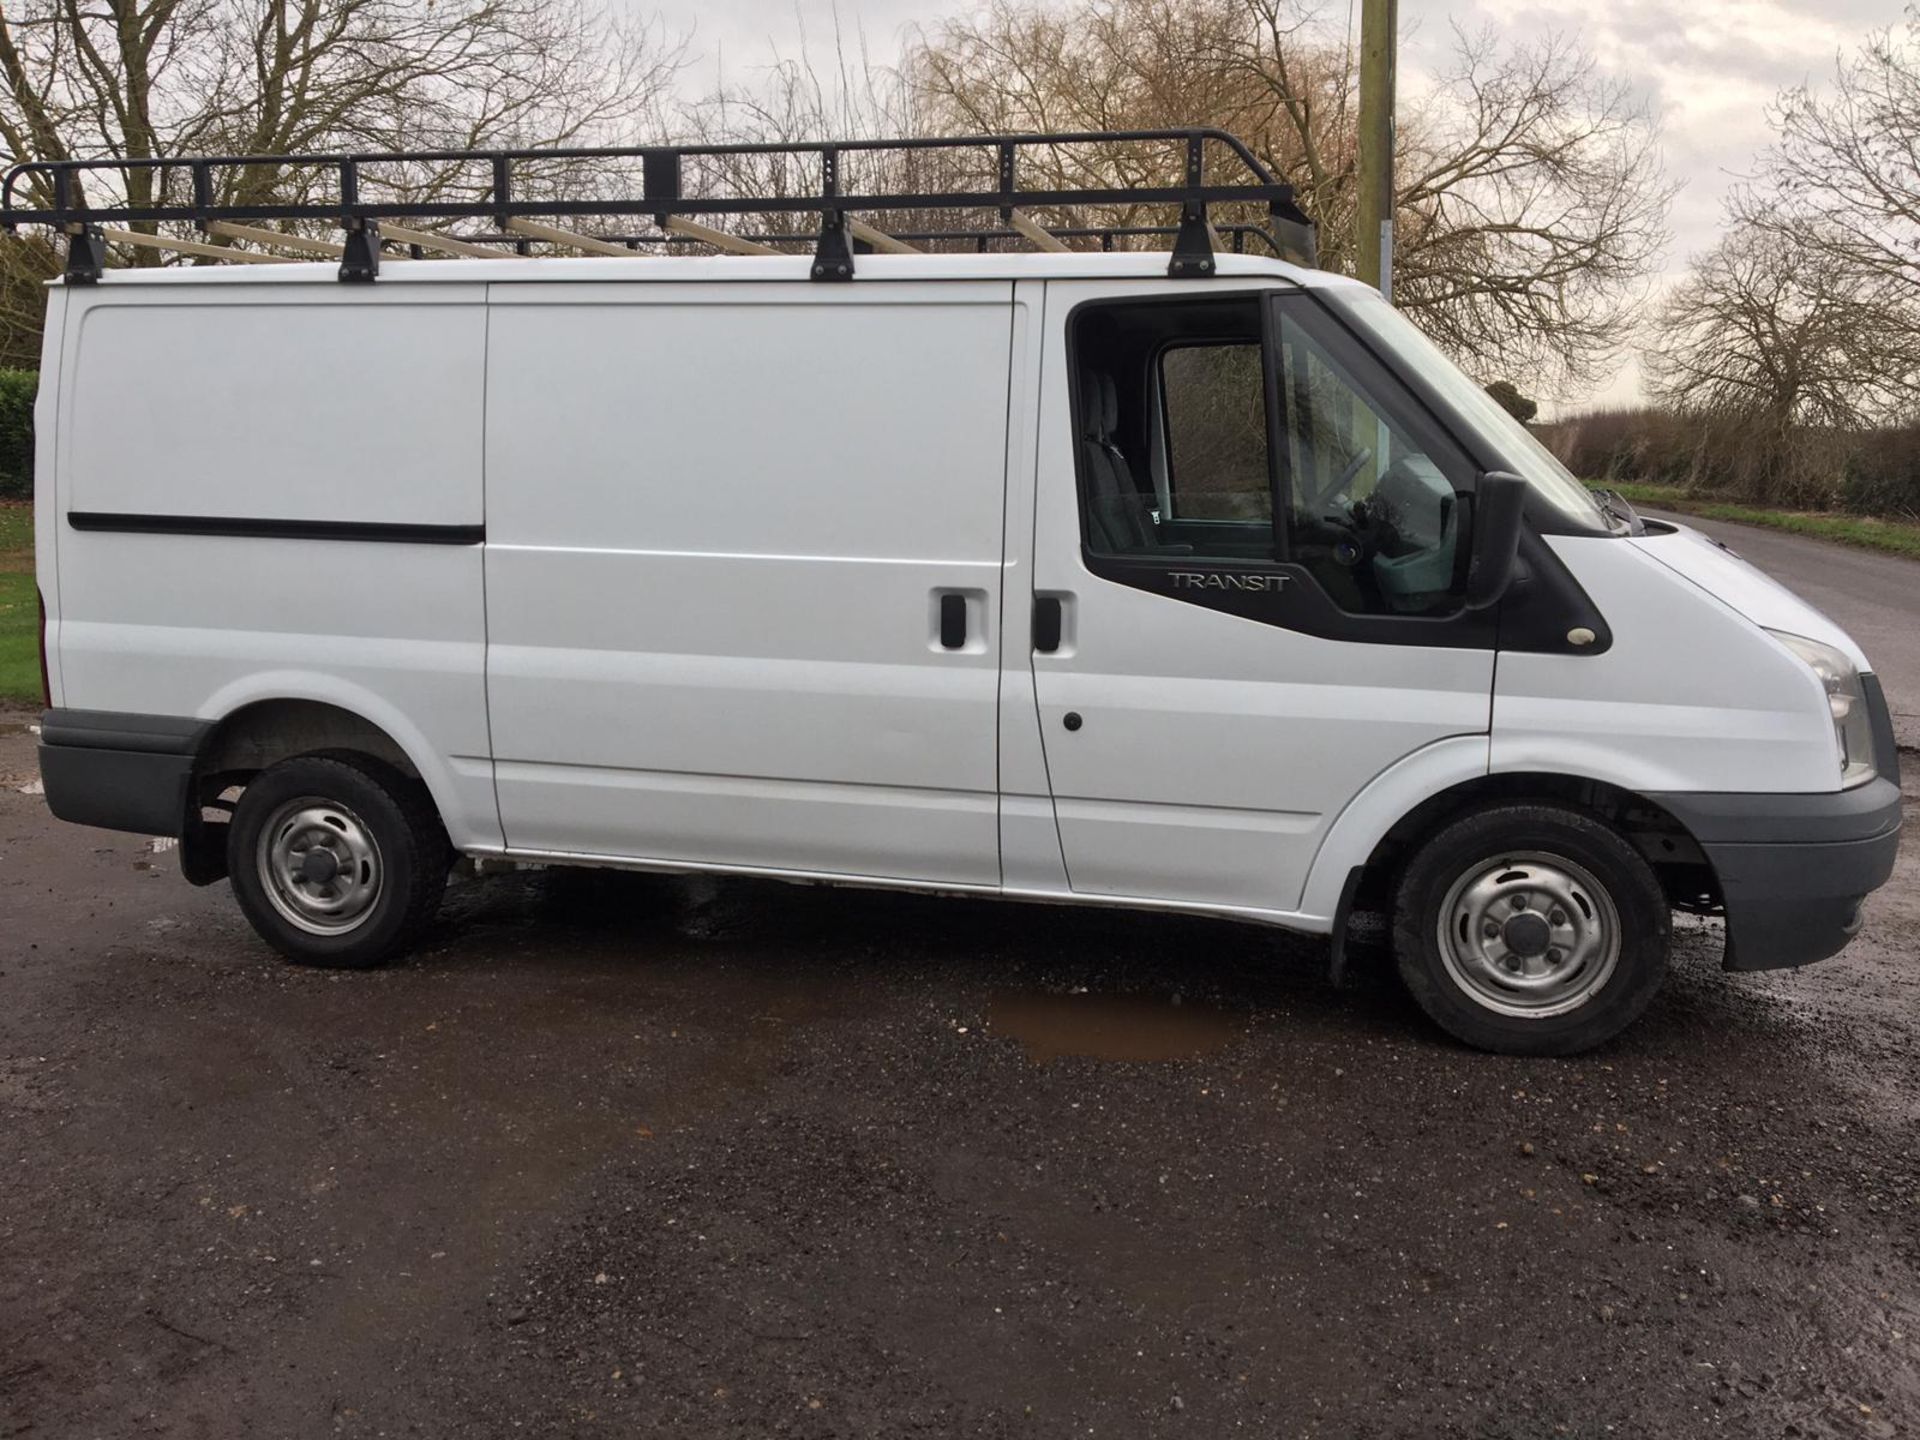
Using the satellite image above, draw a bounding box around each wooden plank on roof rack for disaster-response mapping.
[846,218,921,255]
[661,216,781,256]
[503,217,637,257]
[205,221,343,258]
[380,223,524,259]
[103,228,293,264]
[1007,210,1070,253]
[202,220,413,262]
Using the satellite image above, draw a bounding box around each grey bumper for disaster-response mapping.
[1653,674,1904,972]
[38,708,213,837]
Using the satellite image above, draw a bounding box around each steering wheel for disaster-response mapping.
[1305,451,1382,526]
[1318,446,1374,512]
[1310,447,1378,568]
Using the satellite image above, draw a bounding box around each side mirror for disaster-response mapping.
[1463,471,1527,610]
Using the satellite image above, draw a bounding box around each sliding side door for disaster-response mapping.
[484,280,1014,886]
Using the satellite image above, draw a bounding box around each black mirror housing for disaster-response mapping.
[1463,471,1527,610]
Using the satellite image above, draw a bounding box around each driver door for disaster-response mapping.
[1026,285,1496,916]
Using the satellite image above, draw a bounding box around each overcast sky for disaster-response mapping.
[635,0,1895,407]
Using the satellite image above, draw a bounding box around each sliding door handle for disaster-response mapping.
[939,593,968,649]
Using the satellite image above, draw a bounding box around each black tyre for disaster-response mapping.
[227,752,451,969]
[1392,803,1669,1056]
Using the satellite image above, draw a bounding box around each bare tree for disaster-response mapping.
[1650,223,1916,426]
[907,0,1354,246]
[1393,26,1669,391]
[905,0,1671,390]
[1647,221,1920,503]
[0,0,684,363]
[673,19,934,248]
[1749,8,1920,304]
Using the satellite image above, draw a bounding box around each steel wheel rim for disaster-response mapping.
[257,796,383,936]
[1437,850,1620,1019]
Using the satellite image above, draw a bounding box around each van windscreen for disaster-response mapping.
[1324,289,1617,536]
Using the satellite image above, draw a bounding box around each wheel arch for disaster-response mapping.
[1304,737,1721,940]
[196,697,423,784]
[1333,770,1720,928]
[180,691,460,884]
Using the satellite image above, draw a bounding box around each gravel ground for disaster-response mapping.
[1,716,1916,1439]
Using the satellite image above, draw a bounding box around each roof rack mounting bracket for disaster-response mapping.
[1167,202,1216,279]
[64,224,105,284]
[339,218,380,282]
[812,210,854,282]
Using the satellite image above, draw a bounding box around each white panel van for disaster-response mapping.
[27,247,1902,1055]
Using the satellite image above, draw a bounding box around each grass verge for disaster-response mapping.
[1598,483,1920,562]
[0,502,38,703]
[0,571,40,703]
[0,500,27,562]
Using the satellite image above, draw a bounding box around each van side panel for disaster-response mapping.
[53,285,501,848]
[63,294,483,523]
[35,288,69,708]
[484,281,1012,884]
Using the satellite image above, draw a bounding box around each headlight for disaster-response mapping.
[1767,629,1876,787]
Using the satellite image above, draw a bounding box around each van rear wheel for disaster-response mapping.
[1392,803,1669,1056]
[227,753,450,969]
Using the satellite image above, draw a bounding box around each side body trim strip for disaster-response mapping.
[68,512,484,545]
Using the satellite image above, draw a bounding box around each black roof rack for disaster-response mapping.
[0,129,1315,285]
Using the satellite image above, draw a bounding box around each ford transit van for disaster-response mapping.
[11,132,1901,1054]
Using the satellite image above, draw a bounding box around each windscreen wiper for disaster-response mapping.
[1593,487,1645,536]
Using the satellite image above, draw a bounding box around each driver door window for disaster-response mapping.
[1067,292,1474,620]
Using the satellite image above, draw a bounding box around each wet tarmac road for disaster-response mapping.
[1,721,1917,1439]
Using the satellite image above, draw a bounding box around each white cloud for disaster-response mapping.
[643,0,931,91]
[1406,0,1888,403]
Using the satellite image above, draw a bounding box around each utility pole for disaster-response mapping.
[1355,0,1397,299]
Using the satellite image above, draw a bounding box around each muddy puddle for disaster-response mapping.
[987,988,1244,1063]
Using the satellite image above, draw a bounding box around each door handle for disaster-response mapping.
[1033,596,1063,653]
[1033,593,1076,654]
[939,593,967,650]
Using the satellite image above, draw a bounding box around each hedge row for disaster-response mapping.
[1534,406,1920,518]
[0,370,33,501]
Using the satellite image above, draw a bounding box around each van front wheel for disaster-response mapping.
[1392,803,1669,1056]
[227,753,450,969]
